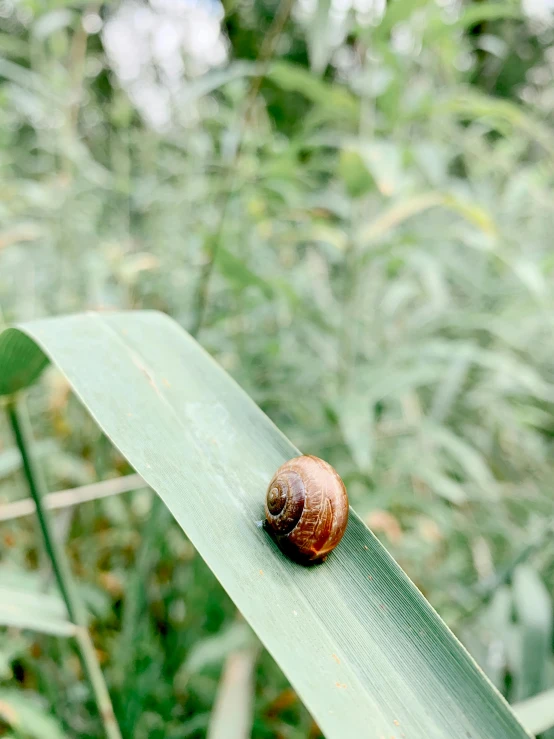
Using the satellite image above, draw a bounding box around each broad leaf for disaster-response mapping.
[0,312,530,739]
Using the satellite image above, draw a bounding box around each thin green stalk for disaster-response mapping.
[337,43,372,392]
[6,396,122,739]
[62,2,100,179]
[117,489,169,732]
[189,0,295,337]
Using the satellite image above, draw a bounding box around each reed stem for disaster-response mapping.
[6,397,122,739]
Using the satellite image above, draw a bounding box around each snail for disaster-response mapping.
[263,455,349,564]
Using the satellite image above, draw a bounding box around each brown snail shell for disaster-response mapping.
[264,455,349,564]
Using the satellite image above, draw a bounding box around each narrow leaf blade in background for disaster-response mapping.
[0,689,68,739]
[512,565,553,701]
[513,687,554,736]
[207,645,258,739]
[0,590,75,637]
[0,567,75,637]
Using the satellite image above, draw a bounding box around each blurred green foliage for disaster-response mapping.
[1,0,554,736]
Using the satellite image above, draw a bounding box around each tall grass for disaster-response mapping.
[0,0,553,736]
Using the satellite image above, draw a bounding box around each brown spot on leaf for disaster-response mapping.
[142,368,155,387]
[332,653,340,664]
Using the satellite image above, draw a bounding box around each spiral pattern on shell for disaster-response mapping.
[264,455,349,564]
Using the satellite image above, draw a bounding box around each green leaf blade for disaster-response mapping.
[0,311,530,739]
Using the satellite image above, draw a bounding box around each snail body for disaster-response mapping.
[264,455,349,564]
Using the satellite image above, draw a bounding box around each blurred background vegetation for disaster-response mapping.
[1,0,554,736]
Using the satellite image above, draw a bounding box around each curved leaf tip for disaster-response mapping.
[0,327,50,397]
